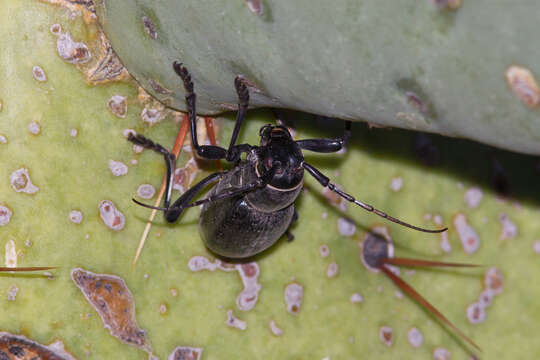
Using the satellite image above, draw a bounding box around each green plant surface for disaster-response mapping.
[95,0,540,155]
[1,1,540,359]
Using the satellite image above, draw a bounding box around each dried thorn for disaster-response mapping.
[0,266,56,272]
[380,257,480,268]
[131,114,190,271]
[380,264,481,352]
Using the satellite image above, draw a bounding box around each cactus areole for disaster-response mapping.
[96,1,540,155]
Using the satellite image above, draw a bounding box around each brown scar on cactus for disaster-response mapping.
[0,332,77,360]
[47,8,128,84]
[71,268,152,353]
[363,230,481,352]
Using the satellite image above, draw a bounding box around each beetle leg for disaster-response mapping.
[127,133,176,208]
[295,121,352,153]
[223,76,250,162]
[285,208,298,242]
[183,164,278,208]
[173,62,252,162]
[163,172,224,223]
[302,161,447,233]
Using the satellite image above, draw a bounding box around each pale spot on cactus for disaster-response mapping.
[69,210,83,224]
[337,217,356,237]
[107,95,127,118]
[498,213,517,240]
[389,177,403,192]
[109,160,128,176]
[269,320,283,336]
[407,327,423,347]
[327,262,338,278]
[159,303,168,315]
[137,184,156,199]
[133,144,144,154]
[433,0,462,10]
[439,231,452,253]
[123,129,136,138]
[0,333,77,360]
[56,32,91,64]
[432,214,452,253]
[70,128,78,137]
[245,0,264,16]
[226,309,246,330]
[71,268,152,353]
[0,205,12,226]
[379,326,393,347]
[533,240,540,254]
[188,256,261,311]
[505,65,539,108]
[173,157,201,194]
[170,288,178,297]
[50,23,62,35]
[433,347,451,360]
[319,244,330,258]
[453,213,480,254]
[142,16,158,39]
[0,134,6,144]
[466,302,486,324]
[284,282,303,315]
[10,168,39,194]
[168,346,203,360]
[484,267,504,295]
[32,66,47,82]
[141,106,163,126]
[464,187,483,208]
[98,200,125,231]
[236,262,262,311]
[7,285,18,301]
[349,293,363,303]
[28,121,41,135]
[478,289,494,308]
[5,240,17,268]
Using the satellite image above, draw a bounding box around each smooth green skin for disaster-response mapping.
[1,1,540,359]
[95,1,540,155]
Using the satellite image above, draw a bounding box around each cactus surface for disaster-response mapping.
[95,0,540,155]
[1,1,540,359]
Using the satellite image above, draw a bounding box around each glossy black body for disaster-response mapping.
[200,149,302,258]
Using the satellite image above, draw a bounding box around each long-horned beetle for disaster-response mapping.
[128,62,446,259]
[129,63,481,352]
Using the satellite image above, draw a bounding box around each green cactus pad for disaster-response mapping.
[94,0,540,155]
[1,1,540,359]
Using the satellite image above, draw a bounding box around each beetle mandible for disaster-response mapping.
[128,62,446,259]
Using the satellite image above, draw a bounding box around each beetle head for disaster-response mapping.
[257,124,304,190]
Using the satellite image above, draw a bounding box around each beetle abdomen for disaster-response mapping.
[199,196,294,259]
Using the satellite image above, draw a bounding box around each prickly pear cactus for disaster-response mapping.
[94,0,540,155]
[1,1,540,359]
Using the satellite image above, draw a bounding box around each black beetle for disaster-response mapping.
[128,62,446,259]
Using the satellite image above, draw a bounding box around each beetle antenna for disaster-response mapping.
[380,257,481,268]
[302,161,447,233]
[132,198,170,211]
